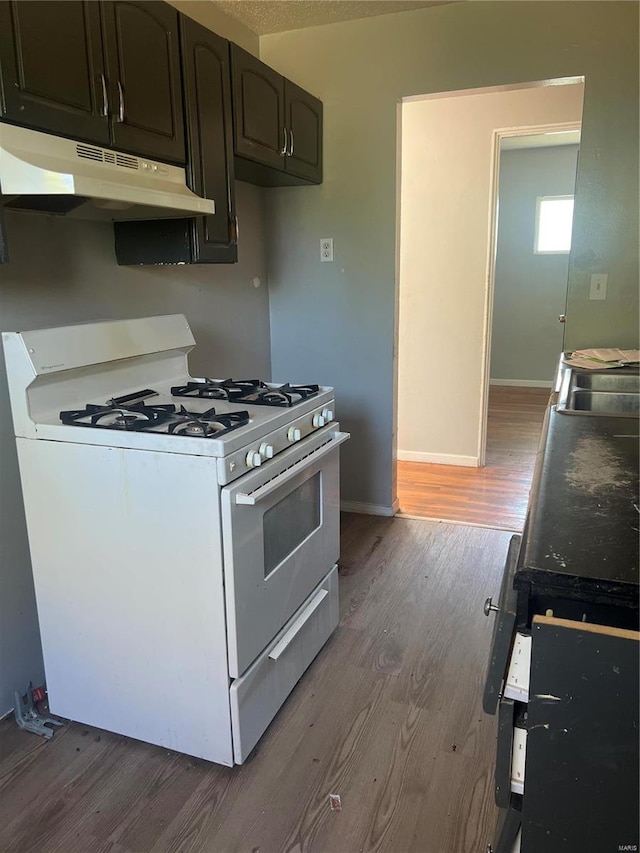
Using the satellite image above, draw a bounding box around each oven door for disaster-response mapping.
[221,423,349,677]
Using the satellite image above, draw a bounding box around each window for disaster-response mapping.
[534,195,574,254]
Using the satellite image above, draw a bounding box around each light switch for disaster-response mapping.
[590,274,608,300]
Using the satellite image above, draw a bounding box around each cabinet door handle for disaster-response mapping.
[289,129,294,157]
[99,73,109,117]
[280,127,287,156]
[116,81,125,123]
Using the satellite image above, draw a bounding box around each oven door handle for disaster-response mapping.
[234,431,350,506]
[269,588,329,661]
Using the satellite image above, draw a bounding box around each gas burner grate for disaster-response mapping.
[170,379,266,401]
[237,383,320,407]
[165,406,250,438]
[60,401,173,431]
[171,379,319,407]
[60,400,250,438]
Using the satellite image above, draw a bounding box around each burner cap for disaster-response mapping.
[183,422,206,436]
[114,413,140,429]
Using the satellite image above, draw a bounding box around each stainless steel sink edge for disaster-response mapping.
[556,366,640,418]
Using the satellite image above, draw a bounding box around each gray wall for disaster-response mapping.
[260,1,639,511]
[490,145,580,384]
[0,182,271,715]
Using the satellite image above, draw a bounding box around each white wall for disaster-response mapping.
[397,82,584,465]
[490,145,580,385]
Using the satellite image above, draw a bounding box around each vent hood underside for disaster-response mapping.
[0,124,215,222]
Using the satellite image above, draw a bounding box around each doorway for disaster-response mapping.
[395,79,584,530]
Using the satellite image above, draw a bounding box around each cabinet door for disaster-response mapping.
[284,79,322,183]
[231,44,285,170]
[101,0,185,163]
[522,616,639,852]
[181,17,236,263]
[0,0,109,144]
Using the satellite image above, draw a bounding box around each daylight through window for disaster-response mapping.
[535,195,574,254]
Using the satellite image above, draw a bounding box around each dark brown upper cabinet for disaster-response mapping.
[284,79,322,183]
[231,45,322,186]
[0,1,110,145]
[231,45,285,170]
[101,1,185,163]
[114,15,236,264]
[0,0,184,163]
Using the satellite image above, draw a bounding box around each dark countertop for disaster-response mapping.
[516,370,639,606]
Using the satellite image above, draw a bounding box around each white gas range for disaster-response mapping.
[2,314,349,765]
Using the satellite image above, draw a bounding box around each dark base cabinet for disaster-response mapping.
[522,617,639,852]
[115,14,237,265]
[483,380,640,853]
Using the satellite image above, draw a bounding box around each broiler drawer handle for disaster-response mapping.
[269,588,329,661]
[235,432,350,506]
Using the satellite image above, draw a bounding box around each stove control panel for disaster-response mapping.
[220,401,337,481]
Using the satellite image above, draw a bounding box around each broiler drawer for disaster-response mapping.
[483,534,521,713]
[230,565,339,764]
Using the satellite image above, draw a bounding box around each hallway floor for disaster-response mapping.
[397,385,550,531]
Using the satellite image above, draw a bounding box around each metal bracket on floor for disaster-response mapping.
[14,683,65,740]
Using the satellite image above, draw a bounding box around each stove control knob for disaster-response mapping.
[259,443,274,459]
[287,427,301,443]
[312,413,326,428]
[246,450,262,468]
[321,408,335,422]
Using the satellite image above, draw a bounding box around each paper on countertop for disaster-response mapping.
[563,348,640,369]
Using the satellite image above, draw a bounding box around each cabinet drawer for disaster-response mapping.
[483,534,521,713]
[496,698,528,807]
[230,565,339,763]
[503,632,531,703]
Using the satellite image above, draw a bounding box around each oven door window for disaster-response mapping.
[264,472,321,577]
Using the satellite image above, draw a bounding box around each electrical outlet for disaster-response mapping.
[320,238,334,262]
[590,274,608,300]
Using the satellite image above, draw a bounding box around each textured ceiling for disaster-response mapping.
[210,0,451,35]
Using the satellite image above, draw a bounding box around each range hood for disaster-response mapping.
[0,124,215,221]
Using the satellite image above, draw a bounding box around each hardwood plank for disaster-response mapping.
[398,385,549,529]
[0,515,508,853]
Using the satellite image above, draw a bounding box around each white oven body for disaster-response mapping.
[14,426,346,765]
[222,425,348,677]
[3,315,348,765]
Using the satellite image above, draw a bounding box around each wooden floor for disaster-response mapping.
[0,514,511,853]
[397,385,550,530]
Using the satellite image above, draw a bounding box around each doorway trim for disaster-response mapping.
[477,119,583,467]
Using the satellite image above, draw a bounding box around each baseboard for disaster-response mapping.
[490,379,552,388]
[341,500,397,517]
[397,450,479,467]
[0,707,13,721]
